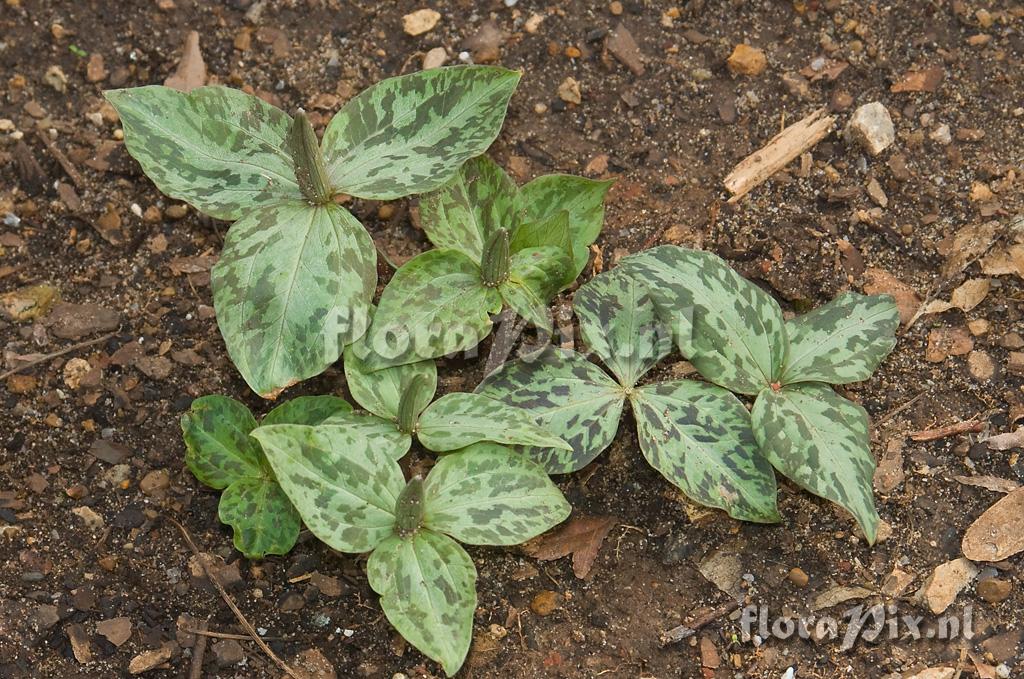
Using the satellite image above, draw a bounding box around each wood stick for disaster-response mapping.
[36,128,84,188]
[724,108,835,203]
[167,516,303,679]
[0,332,114,381]
[188,618,209,679]
[660,600,740,645]
[181,626,289,642]
[909,420,984,442]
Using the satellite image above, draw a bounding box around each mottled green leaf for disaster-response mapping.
[751,383,879,543]
[422,443,570,545]
[322,66,520,200]
[360,250,501,369]
[419,155,518,262]
[509,209,571,255]
[252,424,405,552]
[319,410,412,460]
[780,293,899,385]
[212,201,376,398]
[417,393,573,453]
[262,395,352,426]
[181,395,261,489]
[573,268,673,388]
[345,309,438,422]
[218,477,301,558]
[516,175,613,279]
[630,380,779,522]
[476,347,624,473]
[104,86,300,220]
[617,246,787,395]
[499,243,572,332]
[181,395,301,558]
[367,530,476,676]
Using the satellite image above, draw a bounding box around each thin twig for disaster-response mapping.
[874,391,925,427]
[166,516,302,679]
[181,626,289,642]
[36,127,84,188]
[0,332,114,381]
[188,618,209,679]
[660,600,740,646]
[909,420,984,442]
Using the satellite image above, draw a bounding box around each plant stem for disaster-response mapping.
[395,476,424,538]
[288,110,332,205]
[396,374,426,434]
[480,228,510,287]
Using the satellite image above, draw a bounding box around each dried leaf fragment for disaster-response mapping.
[524,515,615,579]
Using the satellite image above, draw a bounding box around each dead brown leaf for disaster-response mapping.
[168,255,217,275]
[862,268,920,324]
[952,475,1020,494]
[799,58,848,81]
[164,31,207,92]
[811,584,873,611]
[524,515,616,579]
[987,426,1024,451]
[962,487,1024,561]
[924,327,974,362]
[911,278,991,324]
[890,65,944,92]
[981,244,1024,278]
[939,221,1000,277]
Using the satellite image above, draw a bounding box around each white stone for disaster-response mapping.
[930,123,952,145]
[845,102,895,155]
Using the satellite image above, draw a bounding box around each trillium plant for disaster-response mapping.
[338,308,573,457]
[360,155,612,369]
[153,58,903,678]
[106,66,520,398]
[480,246,899,542]
[181,394,352,558]
[251,430,569,676]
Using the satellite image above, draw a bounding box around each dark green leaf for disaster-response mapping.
[181,395,261,489]
[422,443,570,545]
[617,246,787,395]
[367,530,476,676]
[476,347,624,473]
[212,201,376,398]
[322,66,520,200]
[181,395,300,557]
[630,380,779,522]
[218,477,301,558]
[751,383,879,543]
[104,86,300,220]
[573,267,673,388]
[780,293,899,385]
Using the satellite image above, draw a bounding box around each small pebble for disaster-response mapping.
[787,567,809,587]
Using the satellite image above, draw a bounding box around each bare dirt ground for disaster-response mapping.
[1,1,1023,678]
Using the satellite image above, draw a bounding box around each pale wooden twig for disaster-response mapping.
[724,108,836,203]
[188,618,209,679]
[0,332,114,381]
[909,420,983,442]
[166,516,303,679]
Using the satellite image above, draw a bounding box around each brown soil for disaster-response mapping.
[1,1,1022,678]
